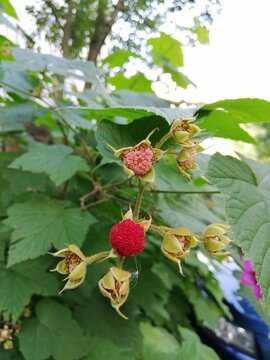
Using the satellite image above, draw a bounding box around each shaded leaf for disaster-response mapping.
[10,144,89,186]
[18,299,87,360]
[0,257,58,321]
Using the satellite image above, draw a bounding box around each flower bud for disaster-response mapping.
[171,117,201,146]
[50,244,87,293]
[160,227,198,274]
[99,267,131,319]
[203,223,231,255]
[107,129,164,182]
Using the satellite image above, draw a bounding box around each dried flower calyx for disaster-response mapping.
[50,244,88,293]
[156,226,198,275]
[202,224,231,255]
[170,117,200,146]
[108,129,163,182]
[176,142,203,178]
[99,266,131,319]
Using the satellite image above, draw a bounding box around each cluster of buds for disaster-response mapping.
[108,129,163,182]
[150,223,231,274]
[170,117,203,178]
[202,223,231,256]
[0,322,20,350]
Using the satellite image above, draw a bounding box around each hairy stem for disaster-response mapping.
[134,179,145,220]
[155,132,172,149]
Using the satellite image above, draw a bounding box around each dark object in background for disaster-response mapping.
[197,261,270,360]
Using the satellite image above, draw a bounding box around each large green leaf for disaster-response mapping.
[0,257,58,321]
[2,48,98,82]
[59,105,195,129]
[147,32,184,67]
[102,50,139,68]
[4,196,96,266]
[207,153,270,302]
[18,299,87,360]
[10,144,89,186]
[198,98,270,143]
[113,90,171,107]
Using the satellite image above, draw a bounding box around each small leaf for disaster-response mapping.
[18,299,87,360]
[147,32,184,67]
[108,73,153,92]
[102,50,139,68]
[10,144,89,186]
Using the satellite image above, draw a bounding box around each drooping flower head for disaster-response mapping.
[170,117,200,146]
[110,208,151,257]
[99,266,131,319]
[108,129,163,182]
[176,143,203,178]
[159,226,198,275]
[50,244,87,293]
[202,223,231,256]
[241,259,262,299]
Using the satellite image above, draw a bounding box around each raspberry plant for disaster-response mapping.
[1,17,270,360]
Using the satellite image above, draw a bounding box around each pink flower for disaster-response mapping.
[240,259,262,299]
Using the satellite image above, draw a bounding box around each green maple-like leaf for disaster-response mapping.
[10,144,89,186]
[207,153,270,304]
[18,299,87,360]
[0,257,58,321]
[4,196,96,266]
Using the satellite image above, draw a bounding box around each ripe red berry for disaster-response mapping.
[110,219,145,256]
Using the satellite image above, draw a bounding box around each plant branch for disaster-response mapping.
[134,179,145,220]
[45,0,64,31]
[87,0,125,63]
[146,189,220,194]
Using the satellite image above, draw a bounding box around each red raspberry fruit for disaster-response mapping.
[110,219,145,256]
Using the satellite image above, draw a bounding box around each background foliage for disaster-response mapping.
[1,0,270,359]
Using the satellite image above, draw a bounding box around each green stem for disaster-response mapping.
[149,224,167,236]
[155,132,172,149]
[117,256,126,269]
[134,179,145,220]
[85,251,111,265]
[147,190,220,194]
